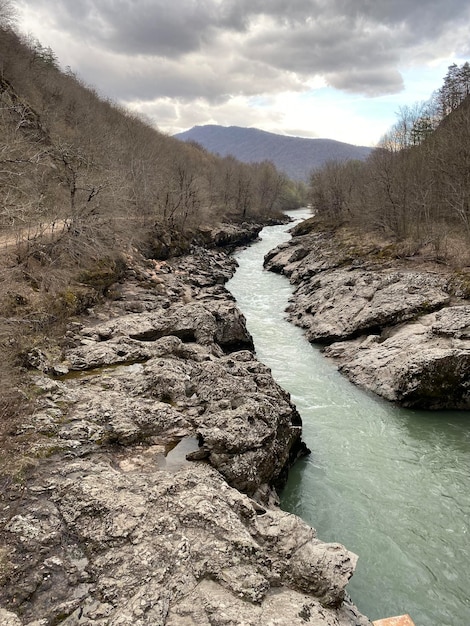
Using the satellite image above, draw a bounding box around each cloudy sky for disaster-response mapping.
[14,0,470,146]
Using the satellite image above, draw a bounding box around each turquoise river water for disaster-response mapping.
[226,210,470,626]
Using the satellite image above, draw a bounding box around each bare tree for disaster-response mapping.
[0,1,15,29]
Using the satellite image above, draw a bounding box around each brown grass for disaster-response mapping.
[0,236,128,478]
[311,215,470,271]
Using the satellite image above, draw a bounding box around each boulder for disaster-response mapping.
[288,268,450,343]
[1,461,369,626]
[324,306,470,408]
[70,299,253,368]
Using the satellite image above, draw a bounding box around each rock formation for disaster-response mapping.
[0,242,370,625]
[265,220,470,409]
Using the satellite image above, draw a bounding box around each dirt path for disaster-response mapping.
[0,220,67,252]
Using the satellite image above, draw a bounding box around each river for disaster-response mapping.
[226,210,470,626]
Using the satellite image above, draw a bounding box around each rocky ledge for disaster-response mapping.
[265,219,470,409]
[0,244,370,625]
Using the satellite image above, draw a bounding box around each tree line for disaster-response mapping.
[0,15,304,273]
[309,62,470,259]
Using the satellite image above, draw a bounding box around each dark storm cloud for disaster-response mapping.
[18,0,470,98]
[236,0,470,94]
[20,0,248,56]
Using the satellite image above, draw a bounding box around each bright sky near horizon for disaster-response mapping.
[14,0,470,147]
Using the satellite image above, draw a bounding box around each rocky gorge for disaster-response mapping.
[0,224,371,626]
[264,217,470,409]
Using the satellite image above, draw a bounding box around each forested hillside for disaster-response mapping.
[0,13,299,457]
[309,62,470,265]
[0,29,294,250]
[175,125,372,181]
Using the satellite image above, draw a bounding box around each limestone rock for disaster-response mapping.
[34,340,305,494]
[70,299,253,369]
[1,462,369,626]
[0,246,368,626]
[0,609,22,626]
[264,230,360,282]
[289,268,450,343]
[324,307,470,408]
[198,222,263,250]
[265,226,470,409]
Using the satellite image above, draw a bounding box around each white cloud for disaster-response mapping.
[14,0,470,145]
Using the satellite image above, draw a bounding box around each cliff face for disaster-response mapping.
[265,221,470,409]
[0,243,370,626]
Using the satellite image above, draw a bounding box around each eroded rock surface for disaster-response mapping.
[265,221,470,408]
[2,461,368,626]
[324,307,470,408]
[0,246,370,625]
[288,268,450,343]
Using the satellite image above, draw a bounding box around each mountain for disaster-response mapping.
[174,125,372,181]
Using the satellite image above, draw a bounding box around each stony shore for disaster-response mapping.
[0,224,371,625]
[264,218,470,409]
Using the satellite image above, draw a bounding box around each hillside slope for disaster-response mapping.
[0,23,294,444]
[175,125,372,180]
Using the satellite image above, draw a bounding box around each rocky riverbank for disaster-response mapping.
[264,217,470,409]
[0,229,371,625]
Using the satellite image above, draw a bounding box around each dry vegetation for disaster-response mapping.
[309,62,470,269]
[0,7,304,473]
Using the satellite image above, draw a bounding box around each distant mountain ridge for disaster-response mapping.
[174,125,372,181]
